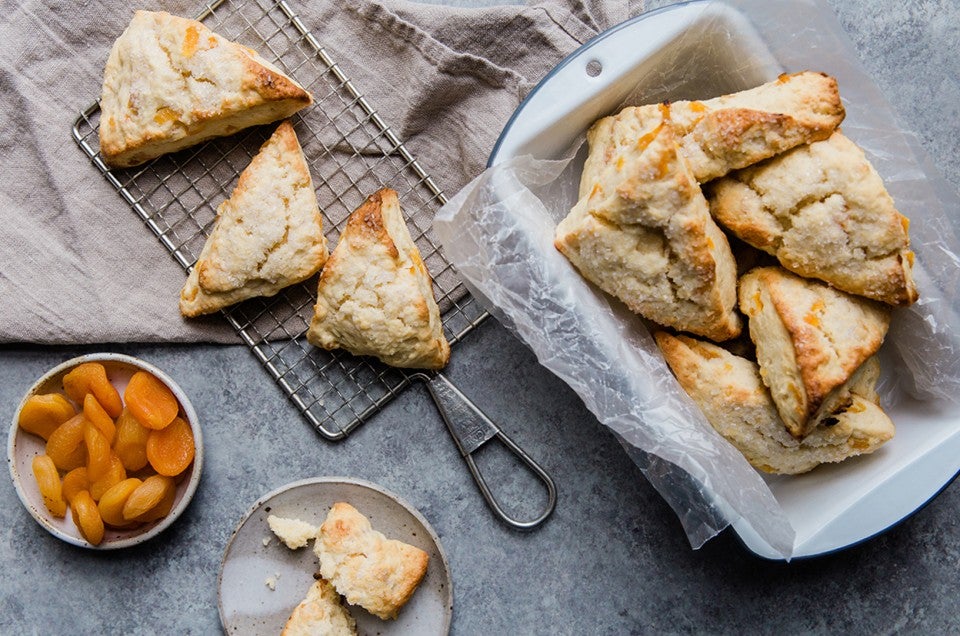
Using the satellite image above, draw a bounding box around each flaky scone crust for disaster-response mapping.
[307,188,450,369]
[99,10,312,168]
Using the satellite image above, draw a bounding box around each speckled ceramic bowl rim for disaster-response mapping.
[217,476,453,633]
[7,352,203,550]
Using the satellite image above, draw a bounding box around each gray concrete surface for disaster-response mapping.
[3,0,960,634]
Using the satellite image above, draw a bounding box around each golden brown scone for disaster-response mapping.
[315,502,429,621]
[307,188,450,369]
[668,71,845,182]
[556,105,741,341]
[99,10,312,168]
[738,266,891,438]
[655,332,894,474]
[281,579,357,636]
[709,131,918,306]
[179,121,327,316]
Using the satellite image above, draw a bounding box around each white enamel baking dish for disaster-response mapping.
[487,0,960,559]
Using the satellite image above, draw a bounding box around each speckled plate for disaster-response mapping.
[218,477,452,635]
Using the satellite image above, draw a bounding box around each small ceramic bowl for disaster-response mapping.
[7,353,203,549]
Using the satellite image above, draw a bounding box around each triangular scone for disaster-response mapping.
[556,105,741,341]
[179,121,327,316]
[99,10,312,168]
[709,131,918,306]
[282,579,357,636]
[307,188,450,369]
[315,502,429,621]
[738,266,891,438]
[655,331,894,475]
[666,71,844,182]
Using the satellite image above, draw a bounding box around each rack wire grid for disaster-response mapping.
[73,0,488,440]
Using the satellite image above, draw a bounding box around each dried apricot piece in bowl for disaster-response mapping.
[98,478,142,528]
[84,424,113,482]
[124,371,179,430]
[45,414,88,472]
[71,490,105,546]
[62,363,122,418]
[113,408,151,472]
[90,455,127,502]
[61,467,90,504]
[122,475,175,521]
[83,393,116,444]
[18,394,76,441]
[146,417,195,477]
[32,455,67,518]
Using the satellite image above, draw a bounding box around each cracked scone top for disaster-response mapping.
[307,188,450,370]
[99,10,312,168]
[738,266,891,438]
[655,331,894,474]
[315,502,429,621]
[555,104,741,341]
[179,121,328,316]
[281,579,357,636]
[709,131,917,306]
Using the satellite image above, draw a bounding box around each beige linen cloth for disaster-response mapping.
[0,0,643,344]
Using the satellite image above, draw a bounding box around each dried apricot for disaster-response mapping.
[18,394,76,441]
[113,408,151,472]
[98,478,142,527]
[124,371,179,430]
[84,424,112,482]
[146,417,195,477]
[83,393,116,444]
[62,363,122,418]
[135,483,177,523]
[122,475,175,521]
[90,455,127,501]
[70,490,105,546]
[45,414,87,471]
[32,455,66,518]
[61,467,90,504]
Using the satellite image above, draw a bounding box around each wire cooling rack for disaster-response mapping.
[73,0,488,440]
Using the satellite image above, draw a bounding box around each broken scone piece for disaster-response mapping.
[268,514,319,550]
[316,502,429,621]
[655,332,894,474]
[555,104,741,341]
[709,131,918,306]
[282,579,358,636]
[100,10,313,168]
[739,266,891,438]
[179,121,328,317]
[307,188,450,369]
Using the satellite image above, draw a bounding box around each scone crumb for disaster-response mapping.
[262,536,272,547]
[265,575,277,591]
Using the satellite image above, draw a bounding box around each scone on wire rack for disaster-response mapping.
[655,331,894,475]
[314,502,429,621]
[738,266,891,439]
[99,10,313,168]
[555,104,741,342]
[709,131,918,306]
[307,188,450,370]
[179,121,328,317]
[281,578,357,636]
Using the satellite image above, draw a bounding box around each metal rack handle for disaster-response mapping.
[413,373,557,531]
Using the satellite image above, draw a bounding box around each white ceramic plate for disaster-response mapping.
[218,477,452,635]
[7,353,203,549]
[488,1,960,559]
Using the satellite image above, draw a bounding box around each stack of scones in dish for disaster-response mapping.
[555,72,917,474]
[99,11,450,371]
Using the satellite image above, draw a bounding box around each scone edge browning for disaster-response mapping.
[99,10,313,168]
[315,502,429,621]
[179,121,328,316]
